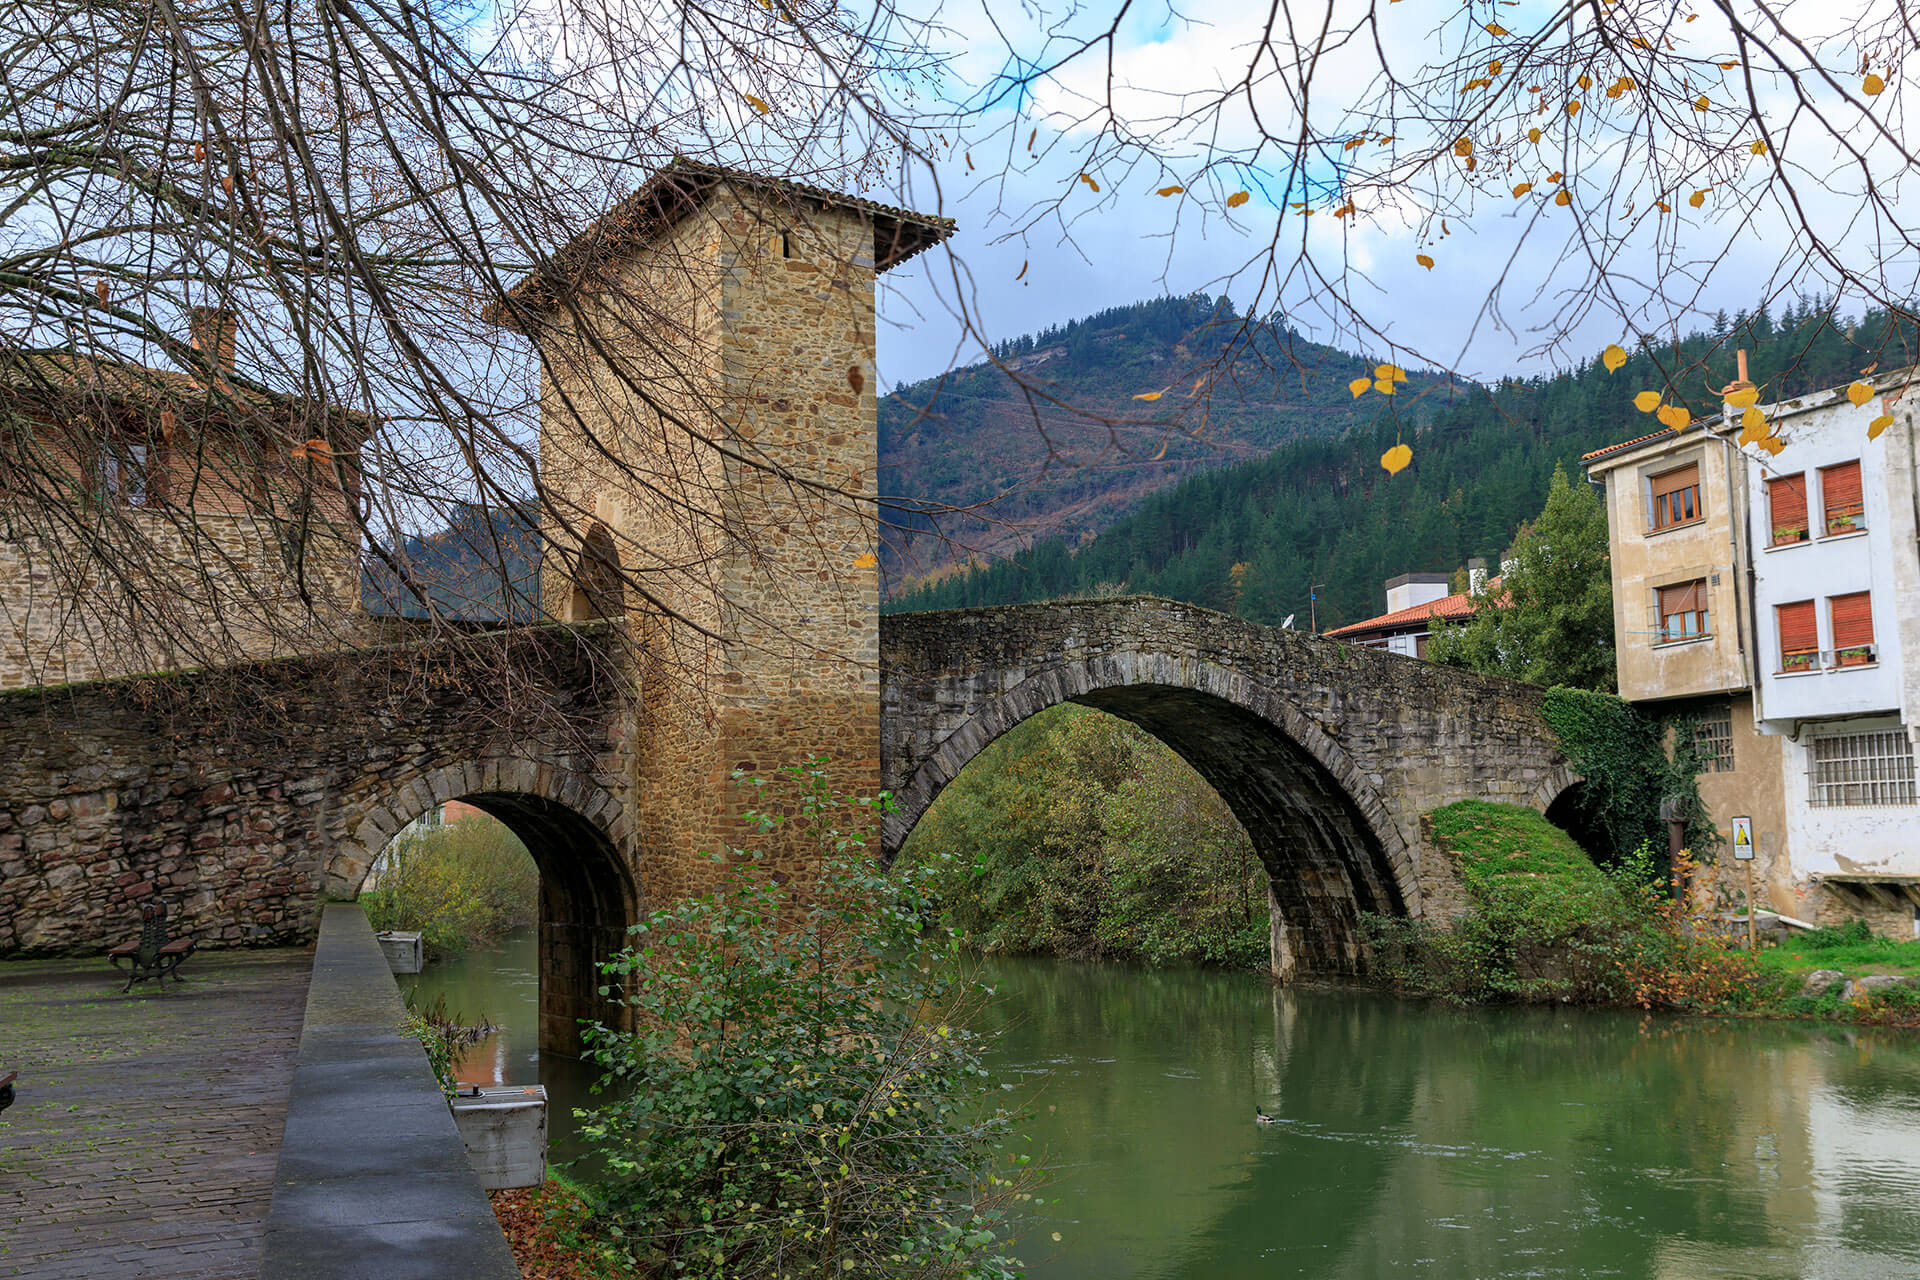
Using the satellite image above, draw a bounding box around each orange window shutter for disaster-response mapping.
[1768,474,1807,529]
[1650,464,1698,499]
[1778,600,1817,656]
[1831,592,1874,649]
[1822,460,1863,514]
[1659,580,1701,615]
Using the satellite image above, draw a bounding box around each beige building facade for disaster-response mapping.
[1586,369,1920,928]
[0,334,366,689]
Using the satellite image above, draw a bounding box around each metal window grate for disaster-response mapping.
[1810,730,1917,807]
[1694,706,1734,773]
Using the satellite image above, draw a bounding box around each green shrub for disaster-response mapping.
[1796,919,1874,950]
[576,762,1037,1280]
[361,814,537,957]
[1365,803,1755,1010]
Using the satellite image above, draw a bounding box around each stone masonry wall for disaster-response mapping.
[532,185,884,903]
[0,504,362,689]
[0,626,628,960]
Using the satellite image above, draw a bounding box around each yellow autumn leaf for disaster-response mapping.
[1846,381,1874,406]
[1489,59,1503,75]
[1227,190,1250,208]
[1693,95,1710,111]
[1739,407,1768,444]
[1381,443,1414,474]
[1759,434,1786,456]
[1157,185,1184,197]
[1865,73,1886,95]
[1376,363,1408,383]
[1869,412,1895,439]
[1349,376,1372,399]
[1345,137,1366,149]
[743,93,771,114]
[1513,182,1534,197]
[1132,390,1164,401]
[1750,139,1768,155]
[1566,100,1582,116]
[1484,22,1507,35]
[1656,200,1671,213]
[1689,190,1707,208]
[1554,190,1572,206]
[1417,253,1435,269]
[853,552,878,569]
[1528,128,1543,143]
[1634,390,1662,413]
[1454,137,1474,157]
[1719,60,1737,70]
[1601,344,1627,372]
[1374,379,1397,395]
[1726,387,1760,408]
[1657,403,1691,430]
[1079,173,1100,192]
[1578,74,1593,91]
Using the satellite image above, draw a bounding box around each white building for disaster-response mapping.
[1740,375,1920,931]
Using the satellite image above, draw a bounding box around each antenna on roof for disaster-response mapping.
[1280,613,1295,630]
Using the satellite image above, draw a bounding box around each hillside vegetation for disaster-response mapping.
[879,293,1447,585]
[887,300,1920,631]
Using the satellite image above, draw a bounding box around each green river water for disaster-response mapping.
[405,930,1920,1278]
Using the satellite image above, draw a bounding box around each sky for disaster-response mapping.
[866,0,1920,393]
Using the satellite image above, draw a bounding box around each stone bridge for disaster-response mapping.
[1,597,1576,1052]
[880,597,1575,975]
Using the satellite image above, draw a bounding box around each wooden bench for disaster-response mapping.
[107,899,196,992]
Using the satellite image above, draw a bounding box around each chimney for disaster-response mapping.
[1468,556,1488,595]
[1720,348,1753,397]
[188,305,237,376]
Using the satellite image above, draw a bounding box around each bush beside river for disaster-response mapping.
[361,814,538,957]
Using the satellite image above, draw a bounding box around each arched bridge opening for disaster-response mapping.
[886,667,1414,980]
[339,769,638,1058]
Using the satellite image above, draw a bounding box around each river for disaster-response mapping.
[405,930,1920,1278]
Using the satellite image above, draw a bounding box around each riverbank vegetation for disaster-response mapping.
[572,763,1038,1280]
[1365,801,1754,1009]
[361,814,537,957]
[898,704,1268,969]
[1368,802,1920,1029]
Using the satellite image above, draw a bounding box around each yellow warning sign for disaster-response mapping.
[1732,816,1754,860]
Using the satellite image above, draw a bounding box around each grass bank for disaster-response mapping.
[1366,801,1920,1028]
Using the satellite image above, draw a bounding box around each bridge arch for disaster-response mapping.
[330,755,636,1056]
[884,651,1416,978]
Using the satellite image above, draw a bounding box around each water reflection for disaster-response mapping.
[973,957,1920,1280]
[402,935,1920,1277]
[397,928,602,1163]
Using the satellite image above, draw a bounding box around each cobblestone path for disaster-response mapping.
[0,948,312,1279]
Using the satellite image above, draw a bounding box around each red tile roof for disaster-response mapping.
[1324,579,1503,639]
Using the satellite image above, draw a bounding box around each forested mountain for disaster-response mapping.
[887,300,1920,633]
[878,294,1447,585]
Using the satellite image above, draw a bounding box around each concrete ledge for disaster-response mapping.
[262,903,520,1280]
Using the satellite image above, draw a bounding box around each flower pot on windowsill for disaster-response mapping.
[1781,653,1818,673]
[1771,526,1808,545]
[1826,518,1861,536]
[1836,646,1875,668]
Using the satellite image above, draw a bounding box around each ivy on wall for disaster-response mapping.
[1540,687,1718,875]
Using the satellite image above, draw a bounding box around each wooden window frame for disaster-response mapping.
[1655,578,1710,645]
[1647,463,1703,532]
[1776,599,1819,673]
[1819,460,1865,536]
[1829,591,1875,667]
[1766,473,1809,546]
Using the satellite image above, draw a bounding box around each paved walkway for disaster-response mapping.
[0,947,313,1280]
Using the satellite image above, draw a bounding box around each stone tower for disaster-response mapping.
[498,161,951,899]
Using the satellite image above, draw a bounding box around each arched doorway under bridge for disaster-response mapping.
[328,761,637,1056]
